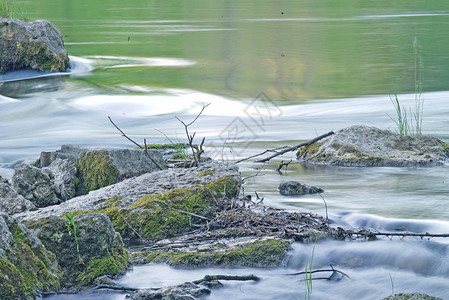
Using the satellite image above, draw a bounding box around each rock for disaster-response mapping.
[47,158,77,201]
[38,145,167,195]
[0,179,36,214]
[0,17,69,74]
[382,293,442,300]
[278,181,324,195]
[12,163,60,208]
[0,213,59,298]
[24,213,129,289]
[129,282,211,300]
[297,125,449,167]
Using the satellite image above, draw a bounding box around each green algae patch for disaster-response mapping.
[297,142,323,158]
[196,170,215,177]
[142,239,291,268]
[75,151,120,195]
[0,217,60,299]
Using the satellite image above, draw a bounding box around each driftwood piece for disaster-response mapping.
[348,230,449,240]
[255,131,334,163]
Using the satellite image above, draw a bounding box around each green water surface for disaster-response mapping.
[15,0,449,101]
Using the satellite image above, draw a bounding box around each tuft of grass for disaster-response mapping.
[304,241,316,300]
[388,37,424,137]
[155,129,189,159]
[0,0,29,21]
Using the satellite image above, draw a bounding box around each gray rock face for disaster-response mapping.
[39,145,167,195]
[47,158,77,201]
[129,282,211,300]
[0,17,70,74]
[297,125,449,167]
[278,181,324,196]
[12,163,60,207]
[24,213,129,288]
[0,179,36,214]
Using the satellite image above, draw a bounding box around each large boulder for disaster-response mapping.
[47,158,77,201]
[129,282,211,300]
[38,145,167,196]
[24,213,129,289]
[0,17,70,74]
[0,177,36,214]
[0,213,60,298]
[297,125,449,167]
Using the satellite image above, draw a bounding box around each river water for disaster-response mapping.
[2,1,449,299]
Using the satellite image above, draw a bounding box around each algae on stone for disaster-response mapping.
[75,151,120,195]
[142,239,291,268]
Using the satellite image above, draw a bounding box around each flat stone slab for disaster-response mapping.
[297,125,449,167]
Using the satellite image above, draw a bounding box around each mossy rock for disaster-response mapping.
[75,151,121,195]
[0,214,60,298]
[383,293,442,300]
[77,175,241,244]
[142,239,291,268]
[24,213,129,289]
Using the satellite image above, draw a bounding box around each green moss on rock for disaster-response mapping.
[143,239,290,268]
[196,170,215,177]
[78,175,240,244]
[0,215,60,299]
[75,151,120,195]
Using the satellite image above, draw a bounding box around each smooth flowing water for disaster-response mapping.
[3,1,449,299]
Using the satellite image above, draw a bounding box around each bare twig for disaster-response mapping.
[314,190,328,223]
[170,207,212,221]
[175,103,210,166]
[118,212,146,242]
[192,274,260,284]
[242,162,266,181]
[255,131,335,163]
[108,116,163,170]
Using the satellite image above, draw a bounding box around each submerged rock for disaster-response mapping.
[24,213,129,289]
[297,125,449,167]
[0,17,70,74]
[278,181,324,195]
[0,213,60,298]
[129,282,211,300]
[382,293,442,300]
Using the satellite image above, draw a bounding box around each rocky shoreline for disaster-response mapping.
[0,136,445,299]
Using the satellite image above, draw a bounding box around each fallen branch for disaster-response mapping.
[94,284,141,292]
[286,265,350,281]
[255,131,335,163]
[235,146,289,164]
[349,230,449,240]
[192,274,260,284]
[108,116,163,170]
